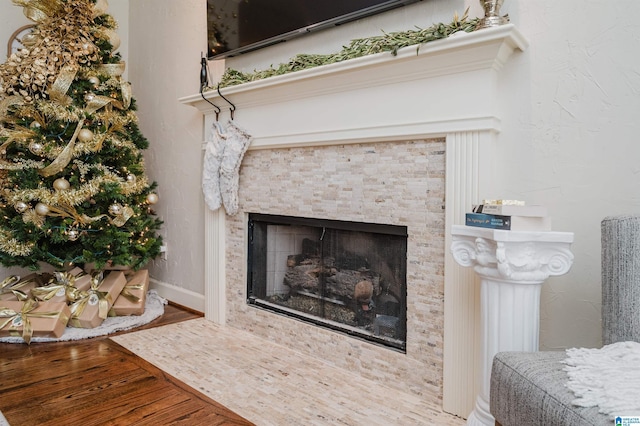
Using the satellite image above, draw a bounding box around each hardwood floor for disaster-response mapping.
[0,304,254,426]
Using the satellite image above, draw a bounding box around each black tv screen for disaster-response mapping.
[207,0,423,59]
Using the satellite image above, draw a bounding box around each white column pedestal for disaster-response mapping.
[451,225,574,426]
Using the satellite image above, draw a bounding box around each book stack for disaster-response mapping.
[465,200,551,231]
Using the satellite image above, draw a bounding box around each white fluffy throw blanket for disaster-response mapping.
[564,341,640,416]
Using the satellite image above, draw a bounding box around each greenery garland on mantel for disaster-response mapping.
[216,8,479,89]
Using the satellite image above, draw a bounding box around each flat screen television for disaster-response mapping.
[207,0,423,59]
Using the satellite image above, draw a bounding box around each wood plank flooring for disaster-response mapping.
[0,304,253,426]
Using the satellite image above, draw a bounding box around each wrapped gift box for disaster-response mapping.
[31,270,89,304]
[0,274,48,302]
[110,269,149,316]
[0,299,71,343]
[69,271,127,328]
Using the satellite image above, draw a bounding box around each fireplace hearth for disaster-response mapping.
[247,214,407,350]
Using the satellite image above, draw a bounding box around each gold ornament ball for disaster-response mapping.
[14,201,28,213]
[29,141,44,155]
[53,178,70,191]
[109,203,123,216]
[88,76,100,87]
[126,174,137,184]
[35,202,49,216]
[146,193,159,204]
[30,121,41,129]
[78,129,94,142]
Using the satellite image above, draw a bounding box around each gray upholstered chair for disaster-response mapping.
[490,214,640,426]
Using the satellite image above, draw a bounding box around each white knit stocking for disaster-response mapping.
[202,121,226,211]
[219,121,252,215]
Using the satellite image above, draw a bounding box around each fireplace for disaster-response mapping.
[247,213,408,350]
[181,24,527,417]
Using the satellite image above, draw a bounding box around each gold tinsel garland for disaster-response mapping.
[4,171,148,209]
[0,230,35,257]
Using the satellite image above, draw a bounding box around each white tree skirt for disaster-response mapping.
[0,290,166,344]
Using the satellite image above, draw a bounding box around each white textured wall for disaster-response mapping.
[127,0,207,310]
[1,4,30,59]
[492,0,640,350]
[2,0,639,351]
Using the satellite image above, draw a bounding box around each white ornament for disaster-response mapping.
[29,141,44,155]
[126,174,137,184]
[14,201,28,213]
[146,193,159,205]
[53,178,70,191]
[35,202,49,216]
[84,92,95,102]
[109,203,123,216]
[78,129,94,142]
[68,229,79,241]
[88,76,100,87]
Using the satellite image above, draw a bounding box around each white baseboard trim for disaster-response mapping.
[149,278,205,313]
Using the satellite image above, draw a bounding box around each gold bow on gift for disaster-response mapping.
[0,298,64,344]
[117,282,143,304]
[69,272,111,325]
[107,281,143,317]
[30,271,83,303]
[0,275,34,302]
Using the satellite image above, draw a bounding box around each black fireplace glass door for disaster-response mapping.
[247,214,407,350]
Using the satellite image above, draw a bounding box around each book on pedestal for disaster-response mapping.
[472,204,548,217]
[465,212,551,231]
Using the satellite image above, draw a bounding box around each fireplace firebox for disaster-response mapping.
[247,214,407,350]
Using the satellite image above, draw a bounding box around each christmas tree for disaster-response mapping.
[0,0,162,271]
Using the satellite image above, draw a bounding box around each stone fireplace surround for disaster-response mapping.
[181,24,528,418]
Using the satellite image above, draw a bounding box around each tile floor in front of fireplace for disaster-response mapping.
[112,318,465,426]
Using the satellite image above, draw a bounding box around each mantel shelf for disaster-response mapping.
[179,24,528,149]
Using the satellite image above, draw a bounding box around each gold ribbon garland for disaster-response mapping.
[111,206,134,227]
[16,0,107,23]
[98,63,125,77]
[38,119,84,177]
[0,96,25,125]
[37,67,81,177]
[0,298,64,344]
[42,202,132,228]
[48,66,77,107]
[92,0,109,18]
[13,0,65,23]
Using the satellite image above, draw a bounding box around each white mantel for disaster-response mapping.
[180,24,528,418]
